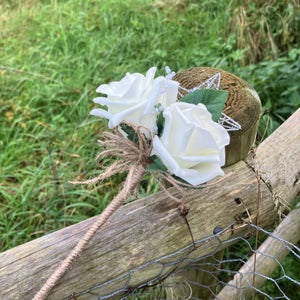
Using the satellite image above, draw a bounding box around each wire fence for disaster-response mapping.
[58,68,298,300]
[64,209,300,300]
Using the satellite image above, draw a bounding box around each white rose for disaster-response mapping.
[152,102,230,185]
[90,67,179,131]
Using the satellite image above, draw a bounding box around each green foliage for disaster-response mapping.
[146,155,168,172]
[156,105,165,138]
[120,123,139,144]
[229,0,300,64]
[0,1,299,298]
[237,53,300,138]
[180,89,228,122]
[0,0,298,277]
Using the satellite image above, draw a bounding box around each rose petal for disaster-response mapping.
[210,123,230,148]
[169,105,195,154]
[122,75,147,101]
[90,108,112,120]
[143,76,165,115]
[108,100,154,128]
[173,152,221,169]
[219,147,226,166]
[108,73,135,95]
[143,67,157,93]
[164,80,179,106]
[152,136,182,174]
[93,97,130,106]
[197,119,230,148]
[177,163,224,185]
[153,130,225,185]
[186,126,219,156]
[96,83,113,95]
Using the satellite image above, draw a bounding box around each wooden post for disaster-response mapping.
[167,67,262,299]
[0,110,299,300]
[173,67,262,166]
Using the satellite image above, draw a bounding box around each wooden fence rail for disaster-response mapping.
[0,109,299,299]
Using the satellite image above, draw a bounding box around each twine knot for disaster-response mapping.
[35,121,232,300]
[70,122,153,185]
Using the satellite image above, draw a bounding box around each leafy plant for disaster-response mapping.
[229,0,300,64]
[237,53,300,138]
[0,0,298,262]
[0,1,299,298]
[180,89,228,122]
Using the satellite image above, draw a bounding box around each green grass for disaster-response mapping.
[0,0,299,297]
[0,0,235,250]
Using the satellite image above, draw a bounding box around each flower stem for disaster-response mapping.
[33,164,146,300]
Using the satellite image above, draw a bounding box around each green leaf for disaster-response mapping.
[120,123,139,144]
[156,110,165,137]
[180,89,228,122]
[146,155,168,172]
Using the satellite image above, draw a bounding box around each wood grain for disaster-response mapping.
[0,109,299,300]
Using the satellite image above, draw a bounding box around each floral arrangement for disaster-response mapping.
[90,67,230,185]
[33,67,239,300]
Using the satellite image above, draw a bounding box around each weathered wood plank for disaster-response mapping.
[247,108,300,205]
[0,109,299,299]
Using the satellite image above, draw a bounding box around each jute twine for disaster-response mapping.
[33,121,231,299]
[33,122,153,300]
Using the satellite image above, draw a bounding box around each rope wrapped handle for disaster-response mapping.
[33,121,231,299]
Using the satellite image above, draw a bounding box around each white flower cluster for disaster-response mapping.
[90,67,230,185]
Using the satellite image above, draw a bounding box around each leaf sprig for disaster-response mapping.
[180,89,228,122]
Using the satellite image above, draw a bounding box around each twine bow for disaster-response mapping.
[70,122,154,185]
[33,122,154,300]
[33,121,231,300]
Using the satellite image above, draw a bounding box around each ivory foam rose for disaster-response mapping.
[152,102,230,185]
[90,67,179,132]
